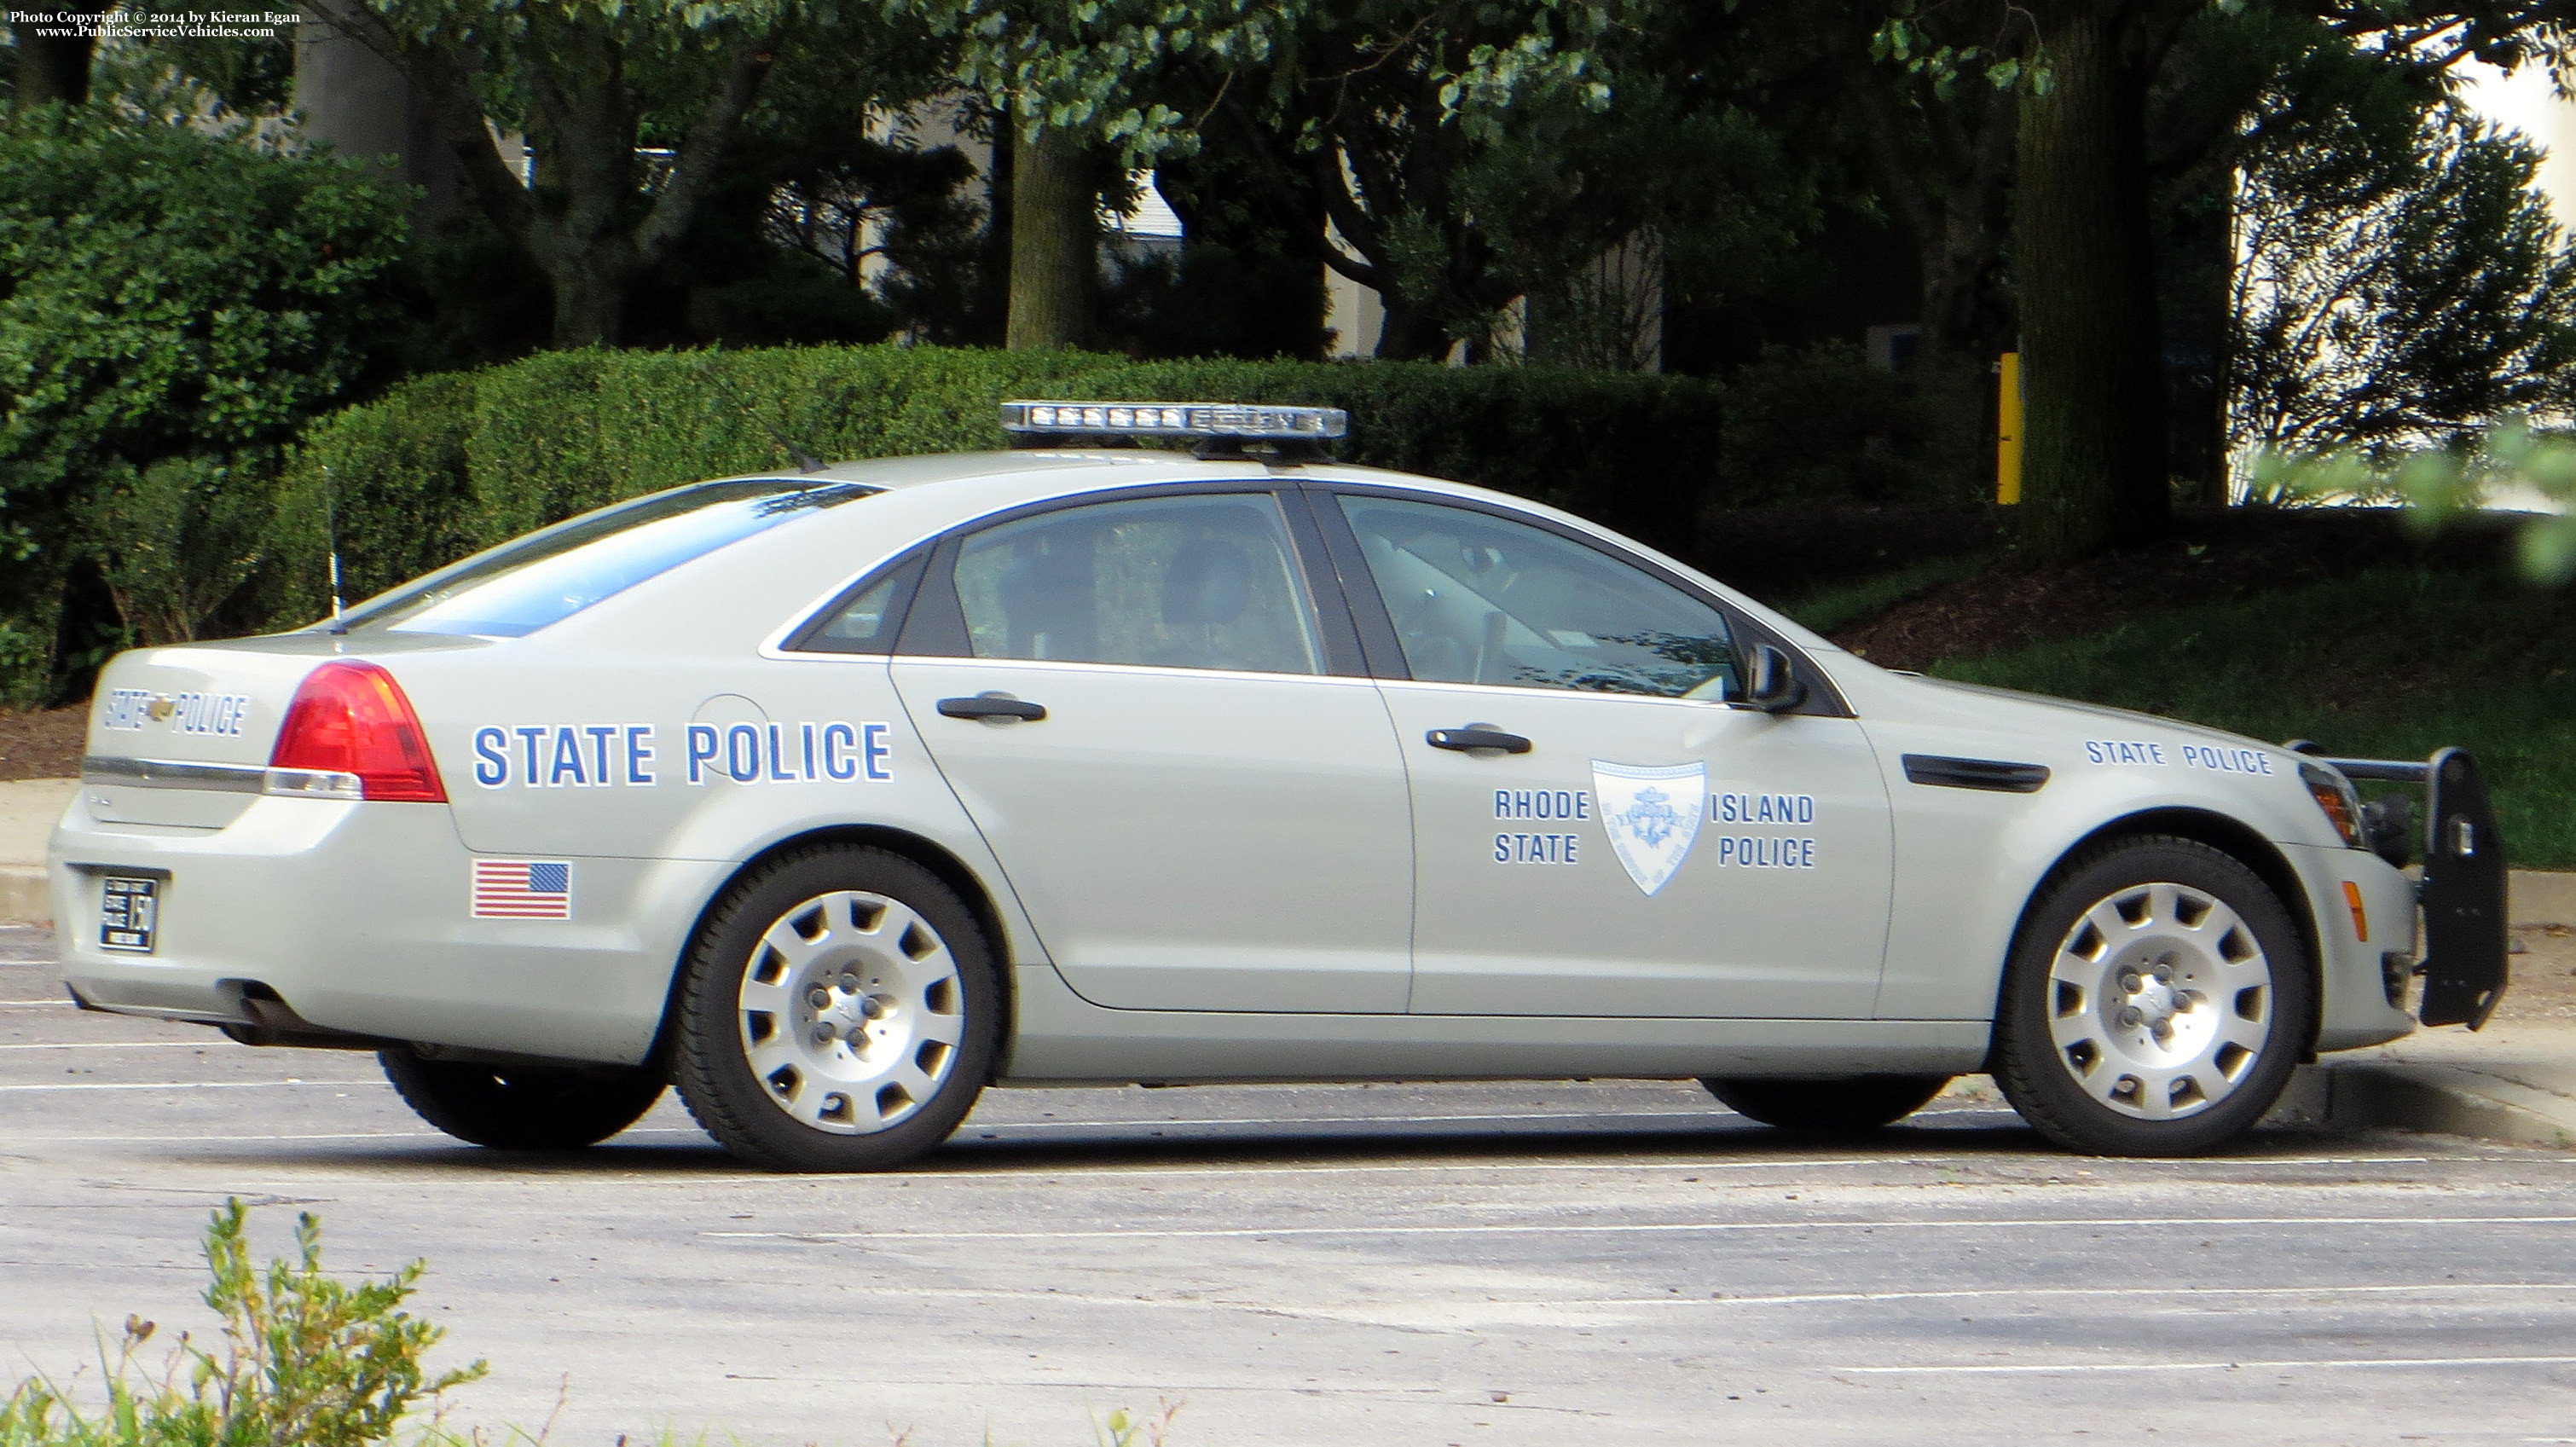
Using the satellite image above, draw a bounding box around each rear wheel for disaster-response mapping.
[672,846,999,1172]
[379,1051,664,1149]
[1992,836,2312,1156]
[1701,1074,1951,1132]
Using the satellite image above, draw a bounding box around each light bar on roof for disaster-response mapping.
[1000,400,1348,441]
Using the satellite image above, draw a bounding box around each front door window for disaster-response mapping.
[1336,493,1738,697]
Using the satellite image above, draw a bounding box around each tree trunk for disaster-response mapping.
[14,3,106,107]
[295,1,460,230]
[1374,296,1450,362]
[1006,127,1095,350]
[2014,9,2168,561]
[546,255,629,350]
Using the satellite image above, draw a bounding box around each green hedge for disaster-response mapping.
[264,344,1730,628]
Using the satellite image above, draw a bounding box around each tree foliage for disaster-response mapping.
[324,0,944,347]
[2232,97,2576,460]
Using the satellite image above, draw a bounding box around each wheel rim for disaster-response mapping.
[735,890,965,1135]
[2044,881,2274,1122]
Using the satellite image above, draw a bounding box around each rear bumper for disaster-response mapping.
[49,791,724,1065]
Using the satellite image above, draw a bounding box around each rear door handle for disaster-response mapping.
[1426,726,1531,755]
[937,694,1047,721]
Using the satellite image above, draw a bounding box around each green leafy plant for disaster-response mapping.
[0,101,408,696]
[0,1200,486,1447]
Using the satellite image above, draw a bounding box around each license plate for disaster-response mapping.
[99,876,159,954]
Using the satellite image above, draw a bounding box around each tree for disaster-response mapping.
[1865,0,2576,561]
[315,0,911,348]
[1457,72,1816,368]
[925,0,1669,357]
[2232,97,2576,461]
[1224,0,1659,361]
[912,0,1287,350]
[1804,0,2026,366]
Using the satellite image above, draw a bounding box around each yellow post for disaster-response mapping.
[1996,350,2023,506]
[1999,347,2019,501]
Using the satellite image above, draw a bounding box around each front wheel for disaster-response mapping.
[379,1051,665,1149]
[1992,836,2313,1157]
[671,846,999,1172]
[1701,1074,1951,1133]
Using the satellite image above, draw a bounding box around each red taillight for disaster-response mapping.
[269,661,449,802]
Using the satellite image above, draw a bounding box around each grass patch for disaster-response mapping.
[1929,566,2576,866]
[1778,554,1991,634]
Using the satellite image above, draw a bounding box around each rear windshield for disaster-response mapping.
[332,479,878,638]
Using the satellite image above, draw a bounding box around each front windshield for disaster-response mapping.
[333,479,877,638]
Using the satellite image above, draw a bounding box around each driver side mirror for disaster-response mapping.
[1742,644,1808,715]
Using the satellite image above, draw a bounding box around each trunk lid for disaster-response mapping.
[80,634,479,829]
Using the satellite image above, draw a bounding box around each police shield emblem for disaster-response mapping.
[1592,761,1707,896]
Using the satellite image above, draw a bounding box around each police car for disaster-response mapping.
[49,402,2509,1168]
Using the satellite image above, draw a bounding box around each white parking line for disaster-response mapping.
[968,1108,1753,1130]
[755,1279,2576,1314]
[710,1213,2576,1242]
[0,1079,375,1093]
[1632,1281,2576,1307]
[0,1040,220,1051]
[0,999,70,1008]
[1839,1354,2576,1375]
[9,1129,437,1143]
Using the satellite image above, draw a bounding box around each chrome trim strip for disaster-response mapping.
[81,755,265,793]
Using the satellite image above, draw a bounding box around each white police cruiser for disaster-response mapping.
[49,402,2509,1168]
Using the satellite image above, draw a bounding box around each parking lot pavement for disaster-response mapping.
[7,929,2576,1447]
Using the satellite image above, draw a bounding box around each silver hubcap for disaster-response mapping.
[735,890,964,1135]
[2046,882,2273,1121]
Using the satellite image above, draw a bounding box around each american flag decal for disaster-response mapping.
[472,859,573,919]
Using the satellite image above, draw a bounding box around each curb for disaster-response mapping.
[2319,1060,2576,1152]
[0,865,44,929]
[2511,869,2576,927]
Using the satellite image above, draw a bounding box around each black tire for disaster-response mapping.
[1701,1074,1951,1132]
[379,1051,664,1149]
[1991,835,2314,1157]
[671,846,999,1172]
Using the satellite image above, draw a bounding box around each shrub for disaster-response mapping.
[0,105,408,689]
[265,373,479,629]
[1716,343,1984,509]
[264,344,1729,628]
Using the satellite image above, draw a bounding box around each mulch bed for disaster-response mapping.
[0,708,86,781]
[1826,506,2521,671]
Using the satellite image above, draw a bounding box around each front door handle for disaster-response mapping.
[1427,726,1531,755]
[937,694,1047,721]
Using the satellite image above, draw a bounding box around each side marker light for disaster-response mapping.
[2341,880,2370,943]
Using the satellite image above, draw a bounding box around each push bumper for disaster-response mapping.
[2318,746,2509,1030]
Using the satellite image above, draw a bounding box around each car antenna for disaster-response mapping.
[702,350,826,474]
[323,463,350,634]
[758,414,827,475]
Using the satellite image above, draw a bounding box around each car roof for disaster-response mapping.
[607,447,1848,663]
[715,448,1469,506]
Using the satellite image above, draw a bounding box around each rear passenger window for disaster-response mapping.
[950,495,1323,675]
[795,560,919,653]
